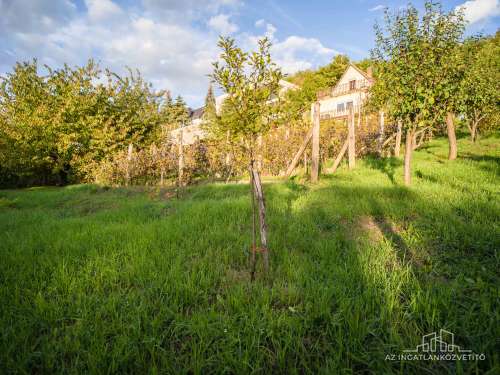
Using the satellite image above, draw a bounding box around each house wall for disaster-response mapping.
[171,80,298,145]
[313,66,371,118]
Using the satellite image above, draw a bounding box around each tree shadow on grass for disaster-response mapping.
[364,156,403,184]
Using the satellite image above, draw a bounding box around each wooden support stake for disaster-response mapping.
[329,139,348,173]
[285,127,313,177]
[311,102,320,183]
[378,110,385,154]
[126,143,133,186]
[348,107,355,169]
[251,166,269,273]
[382,133,396,148]
[178,129,184,187]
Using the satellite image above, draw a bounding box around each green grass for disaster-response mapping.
[1,136,499,374]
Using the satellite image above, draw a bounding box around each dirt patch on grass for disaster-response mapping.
[358,215,385,242]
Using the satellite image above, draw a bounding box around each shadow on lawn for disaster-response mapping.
[364,156,402,184]
[274,182,498,373]
[1,174,497,373]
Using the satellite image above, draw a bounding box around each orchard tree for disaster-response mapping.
[459,33,500,142]
[211,36,282,279]
[371,2,465,185]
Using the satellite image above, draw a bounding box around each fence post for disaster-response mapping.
[311,101,320,183]
[378,110,385,155]
[178,128,184,187]
[348,107,355,169]
[126,143,133,186]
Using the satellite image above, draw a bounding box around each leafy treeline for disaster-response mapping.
[0,60,189,187]
[369,2,499,184]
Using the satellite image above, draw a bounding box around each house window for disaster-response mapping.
[337,103,345,113]
[346,101,353,111]
[349,80,356,90]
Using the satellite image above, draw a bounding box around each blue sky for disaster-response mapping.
[1,0,499,107]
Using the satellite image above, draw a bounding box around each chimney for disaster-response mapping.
[366,66,373,79]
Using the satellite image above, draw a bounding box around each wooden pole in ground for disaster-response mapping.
[249,162,257,281]
[251,166,269,273]
[378,110,385,155]
[126,143,133,186]
[178,128,184,187]
[329,139,348,173]
[348,107,355,169]
[311,101,320,183]
[285,127,313,177]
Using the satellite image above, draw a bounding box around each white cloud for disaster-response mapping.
[208,14,238,34]
[272,36,337,74]
[243,22,336,74]
[0,0,76,34]
[0,0,336,106]
[456,0,500,24]
[85,0,123,22]
[255,19,265,28]
[369,5,385,12]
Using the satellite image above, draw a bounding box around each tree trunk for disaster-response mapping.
[394,120,402,157]
[446,112,457,160]
[311,102,320,183]
[470,120,478,143]
[250,165,269,274]
[348,107,355,169]
[404,128,414,186]
[256,134,263,172]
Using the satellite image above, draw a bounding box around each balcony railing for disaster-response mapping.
[317,79,372,100]
[319,104,362,120]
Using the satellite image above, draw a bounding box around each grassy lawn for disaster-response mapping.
[0,136,499,374]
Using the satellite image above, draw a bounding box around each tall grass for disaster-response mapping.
[0,136,498,374]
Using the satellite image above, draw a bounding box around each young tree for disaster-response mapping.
[459,33,500,142]
[203,84,217,123]
[211,36,282,278]
[371,2,465,185]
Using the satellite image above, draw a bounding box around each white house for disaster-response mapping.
[313,64,374,120]
[171,80,298,145]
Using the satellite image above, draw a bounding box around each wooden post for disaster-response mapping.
[251,166,269,273]
[285,127,313,177]
[126,143,133,186]
[348,107,355,169]
[330,139,348,173]
[311,101,320,183]
[178,129,184,187]
[394,120,402,157]
[378,110,385,155]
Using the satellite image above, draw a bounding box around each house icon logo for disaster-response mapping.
[385,329,486,362]
[404,329,471,353]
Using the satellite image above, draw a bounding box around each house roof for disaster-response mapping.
[190,107,205,120]
[333,64,373,90]
[349,63,373,81]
